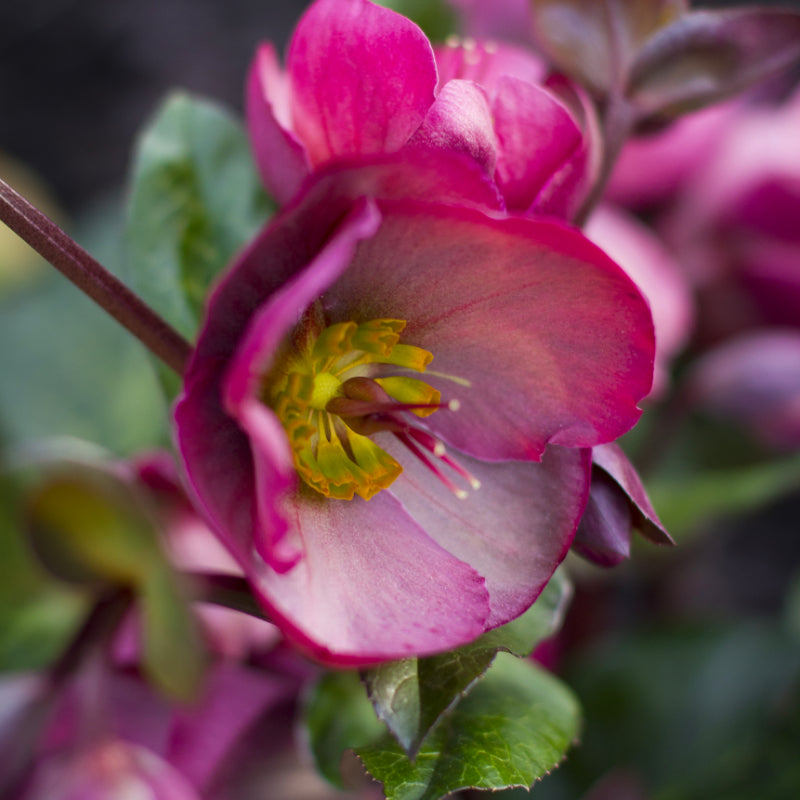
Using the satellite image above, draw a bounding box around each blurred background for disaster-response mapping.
[2,2,800,799]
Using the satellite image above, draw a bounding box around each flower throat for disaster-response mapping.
[265,314,479,501]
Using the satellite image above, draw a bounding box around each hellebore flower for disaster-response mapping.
[247,0,596,219]
[174,158,655,665]
[686,331,800,450]
[662,87,800,341]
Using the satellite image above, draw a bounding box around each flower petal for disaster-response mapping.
[287,0,437,165]
[591,443,672,545]
[246,44,311,204]
[248,489,490,665]
[323,202,655,460]
[386,441,590,628]
[492,75,584,214]
[176,198,382,572]
[407,79,497,177]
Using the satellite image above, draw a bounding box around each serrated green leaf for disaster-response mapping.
[125,92,273,345]
[365,569,572,756]
[304,670,387,788]
[358,652,581,800]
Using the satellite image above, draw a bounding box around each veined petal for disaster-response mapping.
[287,0,437,165]
[246,44,311,204]
[248,490,490,665]
[323,202,655,460]
[386,441,590,628]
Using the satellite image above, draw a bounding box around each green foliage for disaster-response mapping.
[24,465,206,701]
[364,569,572,755]
[547,620,800,800]
[0,475,86,671]
[358,653,581,800]
[125,92,274,346]
[374,0,458,41]
[305,670,388,788]
[304,571,577,798]
[0,202,167,454]
[649,453,800,536]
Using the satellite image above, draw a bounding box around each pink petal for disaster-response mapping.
[386,441,590,627]
[688,331,800,448]
[249,489,490,665]
[448,0,534,44]
[407,79,498,177]
[323,202,655,460]
[287,0,437,165]
[167,662,295,790]
[246,44,311,204]
[491,75,584,214]
[434,39,546,90]
[176,199,382,572]
[590,443,672,546]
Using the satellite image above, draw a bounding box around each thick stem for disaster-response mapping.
[187,571,271,621]
[575,91,637,227]
[0,178,192,375]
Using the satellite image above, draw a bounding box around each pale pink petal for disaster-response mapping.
[287,0,437,165]
[323,202,655,460]
[246,44,311,205]
[385,441,590,627]
[249,489,490,665]
[407,79,498,177]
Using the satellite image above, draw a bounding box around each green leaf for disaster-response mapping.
[648,453,800,536]
[358,652,581,800]
[560,622,800,799]
[0,202,167,454]
[365,569,572,756]
[140,563,207,703]
[24,465,207,701]
[0,475,86,671]
[374,0,457,41]
[304,670,387,788]
[125,92,273,346]
[26,470,164,587]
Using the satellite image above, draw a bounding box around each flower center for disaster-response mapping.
[265,316,478,501]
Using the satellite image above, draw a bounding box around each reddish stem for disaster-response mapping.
[0,178,192,375]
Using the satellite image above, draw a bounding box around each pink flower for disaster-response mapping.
[662,89,800,341]
[23,740,201,800]
[174,157,655,665]
[247,0,596,219]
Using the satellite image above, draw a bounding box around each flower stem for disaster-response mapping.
[0,178,192,375]
[187,571,271,621]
